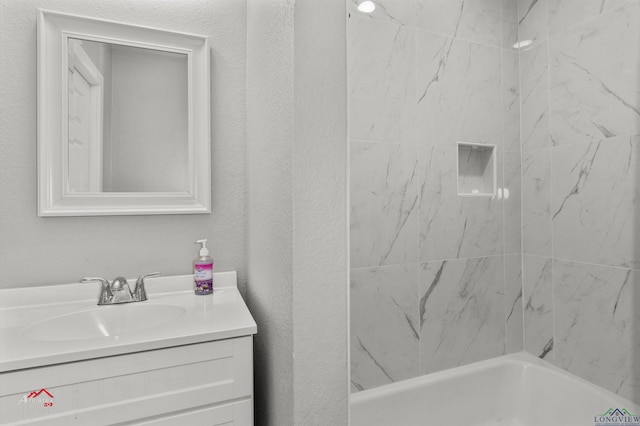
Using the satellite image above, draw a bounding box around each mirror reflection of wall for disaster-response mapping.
[68,38,189,193]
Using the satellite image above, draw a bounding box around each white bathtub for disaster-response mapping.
[351,353,640,426]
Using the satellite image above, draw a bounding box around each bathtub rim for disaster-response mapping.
[350,351,638,409]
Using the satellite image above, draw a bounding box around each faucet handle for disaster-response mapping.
[136,272,161,285]
[81,277,109,285]
[81,277,113,305]
[134,272,161,301]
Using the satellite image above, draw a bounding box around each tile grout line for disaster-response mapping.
[359,14,517,52]
[510,252,640,273]
[522,134,634,155]
[546,0,635,42]
[350,254,511,271]
[414,0,422,378]
[545,0,557,366]
[517,0,526,357]
[346,1,353,401]
[500,21,509,355]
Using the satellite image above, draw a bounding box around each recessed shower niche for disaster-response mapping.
[456,142,496,196]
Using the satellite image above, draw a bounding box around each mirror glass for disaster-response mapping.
[67,39,189,193]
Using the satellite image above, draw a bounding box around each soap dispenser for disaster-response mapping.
[193,239,214,295]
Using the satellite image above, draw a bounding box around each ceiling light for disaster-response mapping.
[357,1,376,13]
[512,39,533,49]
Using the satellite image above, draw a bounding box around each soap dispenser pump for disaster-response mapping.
[193,239,214,295]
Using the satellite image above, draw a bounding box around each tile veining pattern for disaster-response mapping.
[349,0,523,392]
[520,0,640,402]
[350,0,640,403]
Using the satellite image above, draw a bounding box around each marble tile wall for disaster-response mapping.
[348,0,522,392]
[520,0,640,403]
[348,0,639,403]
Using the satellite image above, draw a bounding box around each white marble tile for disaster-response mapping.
[416,0,503,47]
[553,260,640,403]
[420,256,506,373]
[419,140,504,261]
[518,0,548,45]
[504,152,522,255]
[416,31,503,150]
[348,0,417,27]
[502,50,521,153]
[349,95,416,146]
[549,3,640,146]
[501,0,520,50]
[416,31,504,261]
[505,254,524,354]
[351,264,420,391]
[522,148,552,256]
[351,141,419,268]
[520,41,550,152]
[348,18,415,99]
[552,136,640,269]
[548,0,631,36]
[522,255,553,360]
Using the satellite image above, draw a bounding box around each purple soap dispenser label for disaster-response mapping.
[194,263,213,294]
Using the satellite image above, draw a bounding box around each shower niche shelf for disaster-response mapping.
[457,142,496,196]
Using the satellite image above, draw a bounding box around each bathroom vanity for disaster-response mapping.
[0,272,256,425]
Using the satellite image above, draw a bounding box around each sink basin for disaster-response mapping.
[21,304,186,342]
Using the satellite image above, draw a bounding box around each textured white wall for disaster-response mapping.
[292,0,349,424]
[247,0,349,424]
[0,0,247,290]
[246,0,294,424]
[1,0,349,423]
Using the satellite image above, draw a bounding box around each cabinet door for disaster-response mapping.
[131,399,252,426]
[0,337,253,426]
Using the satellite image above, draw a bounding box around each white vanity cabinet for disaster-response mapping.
[0,272,257,425]
[0,337,253,425]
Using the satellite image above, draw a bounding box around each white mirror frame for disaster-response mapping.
[37,9,211,216]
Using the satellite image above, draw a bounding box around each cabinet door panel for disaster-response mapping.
[132,399,252,426]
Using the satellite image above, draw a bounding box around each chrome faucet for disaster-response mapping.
[81,272,160,305]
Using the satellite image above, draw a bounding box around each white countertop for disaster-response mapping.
[0,271,257,372]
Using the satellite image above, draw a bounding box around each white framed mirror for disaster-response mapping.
[37,9,211,216]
